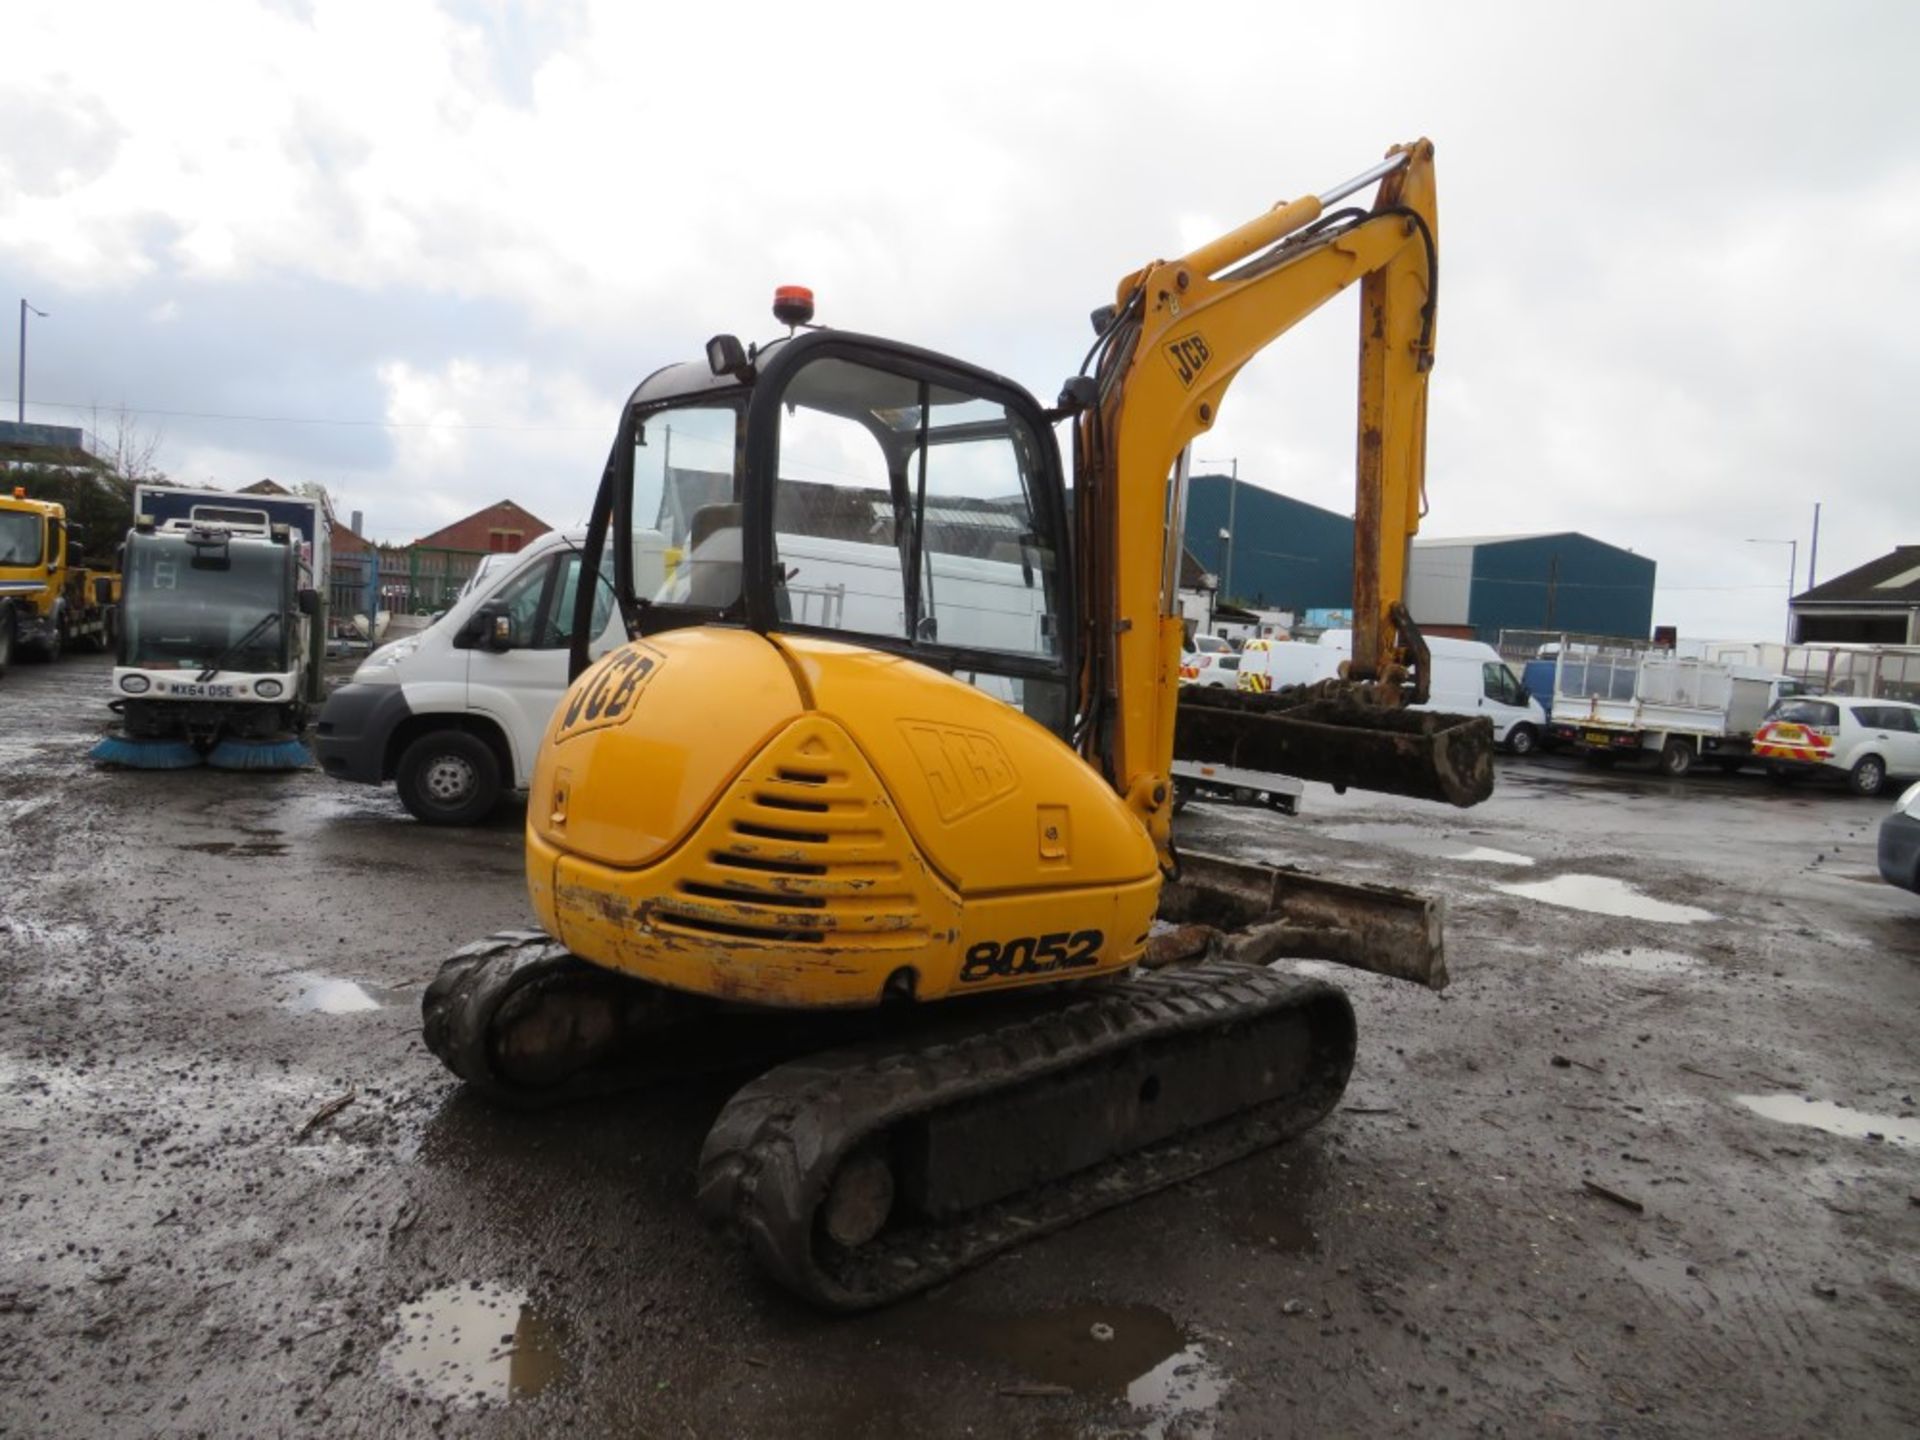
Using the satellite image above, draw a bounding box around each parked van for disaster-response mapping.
[316,517,1044,823]
[1240,631,1548,754]
[314,529,655,823]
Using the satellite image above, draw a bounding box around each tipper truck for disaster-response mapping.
[1544,644,1791,776]
[0,485,120,672]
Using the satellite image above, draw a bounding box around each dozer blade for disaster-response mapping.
[1152,849,1448,990]
[1176,686,1495,807]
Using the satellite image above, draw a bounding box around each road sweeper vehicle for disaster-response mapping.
[425,140,1494,1309]
[94,491,326,769]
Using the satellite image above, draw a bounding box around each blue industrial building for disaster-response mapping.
[1182,473,1656,644]
[1182,473,1355,613]
[1408,532,1656,643]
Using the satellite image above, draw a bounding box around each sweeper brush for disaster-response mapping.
[89,735,204,769]
[205,736,313,771]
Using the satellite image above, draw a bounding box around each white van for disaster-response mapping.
[314,518,1048,824]
[1240,631,1548,755]
[314,529,654,823]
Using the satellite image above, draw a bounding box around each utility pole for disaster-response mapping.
[18,299,48,424]
[1807,502,1821,589]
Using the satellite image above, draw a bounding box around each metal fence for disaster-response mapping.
[1681,641,1920,703]
[1494,629,1654,665]
[1498,630,1920,704]
[327,545,488,633]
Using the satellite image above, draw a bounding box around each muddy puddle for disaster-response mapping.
[1497,874,1714,924]
[1735,1094,1920,1148]
[284,973,381,1014]
[178,839,291,858]
[381,1282,567,1406]
[1574,946,1703,975]
[903,1300,1226,1435]
[1326,823,1534,867]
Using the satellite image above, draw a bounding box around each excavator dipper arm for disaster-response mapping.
[1074,140,1489,867]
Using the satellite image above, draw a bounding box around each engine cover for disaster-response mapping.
[528,629,1160,1008]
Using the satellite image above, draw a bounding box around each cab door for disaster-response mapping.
[468,548,617,785]
[1477,660,1534,741]
[1873,705,1920,776]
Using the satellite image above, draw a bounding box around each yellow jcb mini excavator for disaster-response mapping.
[425,139,1493,1309]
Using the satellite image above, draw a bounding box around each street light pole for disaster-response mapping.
[18,299,48,424]
[1200,457,1238,602]
[1745,537,1798,645]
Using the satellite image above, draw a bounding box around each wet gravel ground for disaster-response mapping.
[2,652,1917,1439]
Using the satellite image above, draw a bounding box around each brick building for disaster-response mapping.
[414,500,551,554]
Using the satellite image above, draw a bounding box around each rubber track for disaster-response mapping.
[423,930,587,1104]
[696,961,1356,1311]
[422,930,886,1109]
[421,929,736,1108]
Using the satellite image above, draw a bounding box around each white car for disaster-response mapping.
[1178,650,1215,684]
[1195,653,1242,688]
[1754,697,1920,797]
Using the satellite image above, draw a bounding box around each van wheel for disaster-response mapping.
[1658,737,1694,777]
[1171,778,1194,817]
[397,731,502,825]
[1505,723,1538,757]
[0,614,12,675]
[1848,754,1887,798]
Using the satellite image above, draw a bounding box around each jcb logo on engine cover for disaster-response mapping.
[556,645,663,740]
[959,930,1104,983]
[1162,332,1212,389]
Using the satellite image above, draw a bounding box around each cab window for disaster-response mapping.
[767,352,1068,730]
[770,355,1061,659]
[639,403,743,612]
[490,557,554,647]
[1770,699,1839,728]
[544,549,617,646]
[1482,662,1524,705]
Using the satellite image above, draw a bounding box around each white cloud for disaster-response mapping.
[3,0,1917,639]
[369,356,607,541]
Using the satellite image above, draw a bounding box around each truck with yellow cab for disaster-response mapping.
[0,485,119,673]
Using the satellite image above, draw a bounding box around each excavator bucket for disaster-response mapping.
[1150,849,1448,990]
[1175,686,1495,808]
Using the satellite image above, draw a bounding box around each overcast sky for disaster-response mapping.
[4,0,1915,639]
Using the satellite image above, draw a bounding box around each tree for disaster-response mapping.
[88,404,167,485]
[8,407,168,563]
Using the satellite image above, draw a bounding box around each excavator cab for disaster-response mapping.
[570,326,1077,742]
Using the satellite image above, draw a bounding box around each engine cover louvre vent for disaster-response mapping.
[648,717,940,951]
